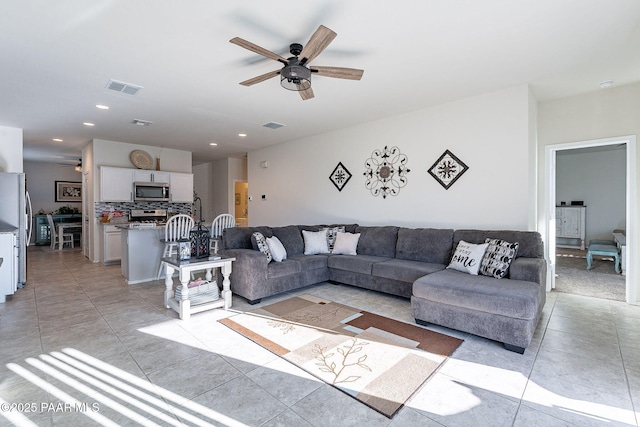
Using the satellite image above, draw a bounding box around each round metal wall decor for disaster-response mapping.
[363,145,411,198]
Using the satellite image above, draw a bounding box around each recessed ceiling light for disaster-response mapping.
[209,142,218,146]
[95,104,109,110]
[599,80,613,89]
[238,133,247,137]
[83,122,95,127]
[52,138,63,142]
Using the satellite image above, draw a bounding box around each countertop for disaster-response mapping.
[0,221,18,233]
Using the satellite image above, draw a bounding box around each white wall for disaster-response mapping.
[538,81,640,303]
[248,85,536,230]
[23,161,83,216]
[193,162,215,223]
[203,157,248,222]
[91,139,191,173]
[556,147,626,242]
[0,125,23,173]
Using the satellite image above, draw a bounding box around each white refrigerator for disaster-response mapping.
[0,172,32,301]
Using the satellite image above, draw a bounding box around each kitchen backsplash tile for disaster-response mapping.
[94,202,191,219]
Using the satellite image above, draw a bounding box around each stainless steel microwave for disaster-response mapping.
[134,182,170,202]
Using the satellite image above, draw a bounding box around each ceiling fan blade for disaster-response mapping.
[312,66,364,80]
[230,37,287,63]
[299,25,337,65]
[299,87,315,100]
[239,69,281,86]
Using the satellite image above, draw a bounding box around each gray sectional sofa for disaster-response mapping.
[220,224,547,353]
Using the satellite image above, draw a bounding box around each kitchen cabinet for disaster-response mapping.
[99,166,192,203]
[0,232,17,303]
[100,167,134,202]
[169,173,194,203]
[556,206,586,250]
[34,214,82,245]
[134,170,170,183]
[103,224,122,264]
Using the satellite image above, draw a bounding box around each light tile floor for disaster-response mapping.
[0,247,638,426]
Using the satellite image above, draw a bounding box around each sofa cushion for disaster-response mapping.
[288,253,329,270]
[447,240,488,275]
[413,269,541,319]
[454,230,542,258]
[479,238,519,279]
[396,228,454,264]
[223,226,272,250]
[267,259,301,278]
[272,225,304,255]
[355,226,399,258]
[328,254,392,275]
[372,259,446,283]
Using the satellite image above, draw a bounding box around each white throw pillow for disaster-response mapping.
[302,229,330,255]
[331,232,360,255]
[447,240,488,275]
[266,236,287,262]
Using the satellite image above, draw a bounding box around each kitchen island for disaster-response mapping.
[119,225,165,284]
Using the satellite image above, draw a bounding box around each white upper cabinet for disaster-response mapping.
[100,166,191,203]
[100,167,134,202]
[133,170,170,183]
[169,173,193,203]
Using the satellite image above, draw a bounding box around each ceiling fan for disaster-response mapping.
[230,25,364,100]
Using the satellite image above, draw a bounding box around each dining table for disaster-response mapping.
[57,222,82,250]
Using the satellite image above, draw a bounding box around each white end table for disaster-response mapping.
[163,256,236,320]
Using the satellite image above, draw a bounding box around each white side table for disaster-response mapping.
[163,256,236,320]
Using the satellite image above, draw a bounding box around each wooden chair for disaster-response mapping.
[46,214,73,250]
[157,214,194,279]
[209,213,236,254]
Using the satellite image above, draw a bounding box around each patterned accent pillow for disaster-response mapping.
[323,226,345,252]
[251,232,272,263]
[447,240,488,275]
[479,238,519,279]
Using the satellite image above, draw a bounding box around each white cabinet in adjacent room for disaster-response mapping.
[100,167,134,202]
[169,173,194,203]
[556,206,586,250]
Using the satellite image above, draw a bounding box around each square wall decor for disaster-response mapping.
[428,150,468,190]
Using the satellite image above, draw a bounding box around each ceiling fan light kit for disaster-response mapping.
[230,25,363,100]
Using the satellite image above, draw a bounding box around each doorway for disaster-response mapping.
[234,181,248,227]
[544,135,637,303]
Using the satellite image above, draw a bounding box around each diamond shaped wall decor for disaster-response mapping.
[428,149,469,190]
[329,162,352,191]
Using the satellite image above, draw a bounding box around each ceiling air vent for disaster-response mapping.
[106,79,143,95]
[262,121,286,130]
[132,119,153,126]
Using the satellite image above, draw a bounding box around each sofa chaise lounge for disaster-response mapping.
[220,224,546,353]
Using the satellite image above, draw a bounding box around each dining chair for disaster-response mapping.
[46,214,74,250]
[209,213,236,254]
[157,214,194,279]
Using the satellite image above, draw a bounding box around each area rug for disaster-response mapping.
[555,248,625,301]
[219,295,463,418]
